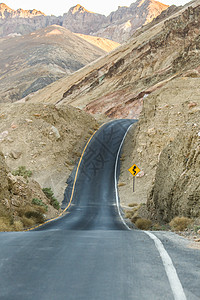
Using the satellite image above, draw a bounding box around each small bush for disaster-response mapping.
[125,210,135,219]
[12,166,32,179]
[32,198,48,211]
[42,187,54,199]
[151,223,170,231]
[118,182,126,187]
[42,188,60,210]
[14,220,23,231]
[0,217,11,231]
[128,203,139,208]
[194,226,200,234]
[135,218,152,230]
[169,217,192,231]
[21,216,36,228]
[25,211,45,223]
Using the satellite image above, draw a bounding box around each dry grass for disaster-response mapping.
[120,154,125,162]
[21,216,36,228]
[0,218,12,231]
[88,129,94,135]
[125,210,135,219]
[169,217,193,231]
[128,203,139,208]
[14,220,24,231]
[118,182,126,187]
[135,218,152,230]
[131,214,140,223]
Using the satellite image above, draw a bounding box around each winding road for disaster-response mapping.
[0,120,199,300]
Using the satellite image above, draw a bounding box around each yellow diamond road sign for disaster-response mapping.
[128,164,141,177]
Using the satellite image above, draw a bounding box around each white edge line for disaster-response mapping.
[144,231,187,300]
[114,123,133,231]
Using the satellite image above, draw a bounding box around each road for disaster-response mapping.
[0,120,199,300]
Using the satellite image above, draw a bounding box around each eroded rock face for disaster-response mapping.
[118,76,200,211]
[148,125,200,222]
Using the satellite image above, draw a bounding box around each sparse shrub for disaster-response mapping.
[42,187,60,210]
[151,223,170,231]
[118,182,126,187]
[128,203,138,208]
[42,187,54,199]
[32,198,48,211]
[125,209,136,219]
[135,218,152,230]
[131,214,140,223]
[12,166,32,179]
[0,217,11,231]
[194,226,200,234]
[169,217,193,231]
[25,211,45,223]
[21,216,36,228]
[14,220,23,231]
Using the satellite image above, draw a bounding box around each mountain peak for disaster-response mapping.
[0,3,13,11]
[0,3,45,18]
[70,4,94,14]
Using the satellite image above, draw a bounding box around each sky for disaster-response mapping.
[2,0,191,16]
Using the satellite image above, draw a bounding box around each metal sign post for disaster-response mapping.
[128,164,141,193]
[133,176,135,192]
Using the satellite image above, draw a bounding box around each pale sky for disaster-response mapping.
[2,0,191,16]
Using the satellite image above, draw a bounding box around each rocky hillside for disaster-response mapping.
[0,1,168,42]
[92,0,169,43]
[119,77,200,214]
[0,151,59,231]
[0,25,119,103]
[27,1,200,118]
[0,102,98,230]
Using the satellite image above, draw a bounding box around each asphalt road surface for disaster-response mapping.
[0,120,199,300]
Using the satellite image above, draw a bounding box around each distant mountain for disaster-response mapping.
[62,4,107,35]
[62,0,169,42]
[0,25,119,102]
[0,1,169,42]
[93,0,169,42]
[0,3,45,18]
[0,3,61,37]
